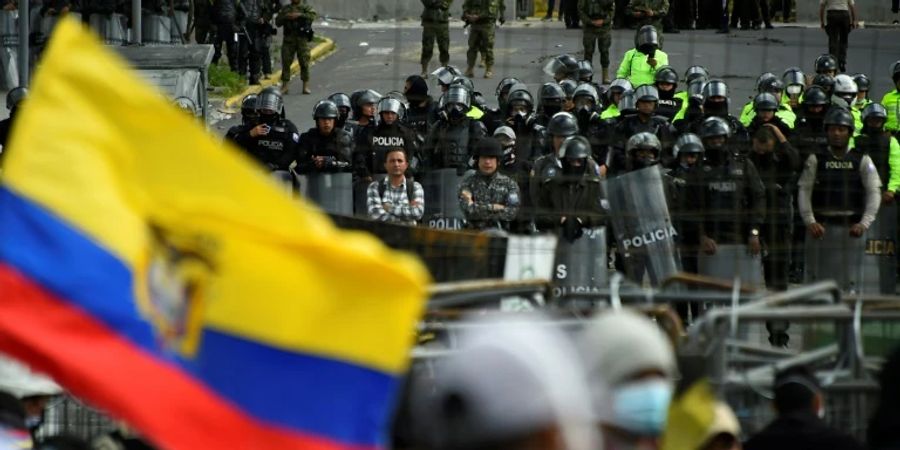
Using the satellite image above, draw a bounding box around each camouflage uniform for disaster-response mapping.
[578,0,615,74]
[458,170,521,230]
[421,0,452,71]
[463,0,504,75]
[629,0,668,46]
[275,0,317,86]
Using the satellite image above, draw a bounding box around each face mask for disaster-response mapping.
[260,113,279,125]
[447,105,466,121]
[611,379,673,437]
[543,104,561,116]
[563,159,586,175]
[704,101,729,117]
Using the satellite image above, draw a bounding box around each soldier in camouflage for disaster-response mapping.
[420,0,452,77]
[275,0,317,95]
[629,0,668,46]
[458,138,521,230]
[579,0,615,84]
[462,0,505,79]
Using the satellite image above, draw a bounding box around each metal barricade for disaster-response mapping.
[36,395,117,441]
[422,168,464,230]
[298,172,353,215]
[806,223,866,293]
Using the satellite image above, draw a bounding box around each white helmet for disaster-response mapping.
[833,74,858,96]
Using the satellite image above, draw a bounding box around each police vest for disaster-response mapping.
[368,126,410,174]
[253,121,297,169]
[437,120,473,169]
[811,150,865,223]
[853,133,891,189]
[656,97,683,122]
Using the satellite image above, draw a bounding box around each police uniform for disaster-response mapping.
[689,152,766,247]
[420,0,452,74]
[232,118,301,170]
[275,0,316,93]
[295,126,353,173]
[423,117,487,173]
[579,0,615,77]
[355,122,419,179]
[798,148,881,229]
[462,0,504,77]
[535,161,606,237]
[458,168,521,230]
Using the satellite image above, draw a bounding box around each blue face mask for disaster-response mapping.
[611,379,673,436]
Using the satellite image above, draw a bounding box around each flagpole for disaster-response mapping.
[17,0,27,86]
[132,0,141,44]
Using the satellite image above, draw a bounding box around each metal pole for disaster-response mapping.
[132,0,141,44]
[17,0,28,86]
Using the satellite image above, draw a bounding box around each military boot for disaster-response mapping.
[280,83,289,95]
[465,66,475,78]
[302,81,311,95]
[421,63,429,78]
[601,67,610,84]
[484,67,493,79]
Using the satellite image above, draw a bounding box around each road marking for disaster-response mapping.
[365,47,394,55]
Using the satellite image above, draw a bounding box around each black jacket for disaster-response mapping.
[296,127,353,173]
[744,412,864,450]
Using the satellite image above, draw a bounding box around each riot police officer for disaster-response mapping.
[747,124,800,290]
[600,78,632,119]
[783,67,807,111]
[881,61,900,136]
[296,100,353,174]
[814,54,839,78]
[572,83,602,134]
[535,135,606,241]
[670,133,705,278]
[535,82,567,127]
[654,66,682,122]
[578,0,615,83]
[791,86,831,161]
[690,116,766,260]
[833,74,863,132]
[798,107,881,241]
[616,26,669,88]
[856,103,900,202]
[852,73,872,112]
[232,87,300,171]
[746,93,793,138]
[355,97,419,180]
[328,92,353,131]
[404,75,437,147]
[611,84,676,173]
[688,79,751,151]
[225,93,259,143]
[503,88,546,163]
[576,60,595,84]
[423,85,487,174]
[544,54,580,83]
[740,74,796,128]
[458,138,520,230]
[349,89,382,147]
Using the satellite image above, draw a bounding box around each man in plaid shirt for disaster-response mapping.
[367,148,425,225]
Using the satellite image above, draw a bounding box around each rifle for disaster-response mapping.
[236,1,254,46]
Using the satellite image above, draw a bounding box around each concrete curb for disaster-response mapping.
[220,36,336,112]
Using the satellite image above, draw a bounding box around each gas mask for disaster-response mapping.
[563,157,587,175]
[446,104,466,121]
[704,99,729,118]
[630,150,658,170]
[259,109,279,126]
[542,102,562,117]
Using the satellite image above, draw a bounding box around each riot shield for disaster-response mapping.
[299,172,353,215]
[606,165,681,286]
[805,223,865,293]
[89,13,127,45]
[0,11,17,90]
[698,244,766,289]
[861,203,897,294]
[422,168,464,230]
[552,227,608,298]
[142,14,173,44]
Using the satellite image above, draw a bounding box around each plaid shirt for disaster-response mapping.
[367,178,425,225]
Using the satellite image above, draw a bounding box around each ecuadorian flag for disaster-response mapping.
[0,19,429,449]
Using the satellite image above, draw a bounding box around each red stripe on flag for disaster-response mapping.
[0,264,374,450]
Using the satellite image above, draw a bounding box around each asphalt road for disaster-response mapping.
[212,20,900,135]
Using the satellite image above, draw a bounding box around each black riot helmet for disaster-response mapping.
[257,87,283,123]
[753,93,779,112]
[432,65,463,88]
[539,82,566,116]
[760,78,785,96]
[673,133,705,159]
[892,60,900,83]
[756,72,778,93]
[507,89,535,116]
[445,85,471,121]
[814,54,838,75]
[700,116,731,139]
[573,83,599,110]
[802,85,830,106]
[560,79,578,101]
[782,67,806,97]
[861,102,888,123]
[684,65,709,84]
[543,54,579,81]
[635,25,660,54]
[625,132,662,170]
[560,135,591,160]
[618,90,638,115]
[547,112,579,138]
[576,60,594,83]
[702,79,730,117]
[451,75,476,95]
[378,97,405,124]
[240,93,259,125]
[496,77,523,102]
[811,74,835,97]
[823,106,855,133]
[852,73,870,93]
[328,92,352,124]
[635,84,659,103]
[351,89,382,119]
[313,100,339,120]
[6,86,27,110]
[608,78,633,96]
[654,66,678,87]
[703,79,728,99]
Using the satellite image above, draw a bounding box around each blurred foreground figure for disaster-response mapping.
[412,314,599,450]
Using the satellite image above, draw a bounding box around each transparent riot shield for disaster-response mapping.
[299,172,353,215]
[698,244,766,289]
[142,14,173,44]
[422,168,464,230]
[606,165,681,286]
[861,203,897,294]
[805,223,866,293]
[551,227,608,298]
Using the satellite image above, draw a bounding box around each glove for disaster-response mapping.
[562,218,584,243]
